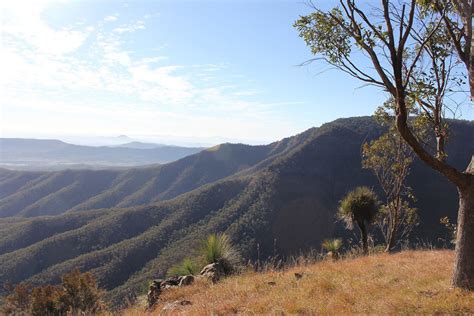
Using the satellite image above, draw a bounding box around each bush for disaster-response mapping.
[30,285,64,316]
[2,269,105,315]
[2,283,32,315]
[58,269,104,313]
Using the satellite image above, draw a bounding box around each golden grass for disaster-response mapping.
[124,250,474,315]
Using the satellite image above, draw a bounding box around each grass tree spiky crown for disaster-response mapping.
[338,186,381,229]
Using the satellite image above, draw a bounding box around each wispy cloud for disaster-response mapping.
[0,0,304,143]
[113,20,146,34]
[104,14,118,22]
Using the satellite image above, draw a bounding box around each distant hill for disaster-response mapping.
[0,117,472,306]
[0,138,203,170]
[114,142,165,149]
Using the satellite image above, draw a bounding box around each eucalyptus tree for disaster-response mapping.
[295,0,474,289]
[424,0,474,100]
[362,101,423,252]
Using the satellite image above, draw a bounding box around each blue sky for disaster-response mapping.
[1,0,471,145]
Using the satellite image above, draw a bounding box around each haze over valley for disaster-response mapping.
[0,138,203,170]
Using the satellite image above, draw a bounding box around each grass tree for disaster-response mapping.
[295,0,474,290]
[322,238,343,260]
[200,233,240,274]
[338,187,381,254]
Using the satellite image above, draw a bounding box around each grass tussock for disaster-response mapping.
[124,250,474,315]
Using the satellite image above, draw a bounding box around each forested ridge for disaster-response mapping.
[0,117,472,305]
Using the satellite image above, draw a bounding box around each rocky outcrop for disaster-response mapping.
[200,262,226,283]
[147,279,163,308]
[179,275,195,286]
[146,275,195,308]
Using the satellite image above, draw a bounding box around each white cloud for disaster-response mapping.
[104,15,118,22]
[113,20,145,34]
[0,1,302,143]
[1,1,88,55]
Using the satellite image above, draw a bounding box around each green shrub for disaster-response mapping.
[167,258,201,277]
[321,238,342,253]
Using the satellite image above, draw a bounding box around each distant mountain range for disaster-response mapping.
[0,117,472,306]
[114,142,165,149]
[0,138,204,170]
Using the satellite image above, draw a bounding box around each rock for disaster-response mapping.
[147,279,163,308]
[161,300,192,313]
[200,262,226,283]
[179,275,195,286]
[266,281,276,286]
[161,276,181,289]
[146,274,195,308]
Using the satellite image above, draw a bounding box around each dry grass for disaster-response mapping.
[124,250,474,315]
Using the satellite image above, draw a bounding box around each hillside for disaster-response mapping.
[0,117,472,306]
[0,138,203,170]
[126,250,474,314]
[0,141,287,217]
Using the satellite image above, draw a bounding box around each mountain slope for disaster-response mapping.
[0,140,297,217]
[0,117,472,306]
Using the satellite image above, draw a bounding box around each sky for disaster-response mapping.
[1,0,472,146]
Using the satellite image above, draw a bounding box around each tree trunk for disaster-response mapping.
[452,159,474,290]
[385,202,400,253]
[385,228,396,253]
[469,9,474,101]
[357,220,369,255]
[470,63,474,101]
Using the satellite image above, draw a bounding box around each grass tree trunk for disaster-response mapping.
[452,160,474,290]
[357,220,369,255]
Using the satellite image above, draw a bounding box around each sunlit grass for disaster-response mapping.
[124,250,474,314]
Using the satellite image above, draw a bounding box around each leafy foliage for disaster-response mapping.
[362,101,423,251]
[440,216,457,246]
